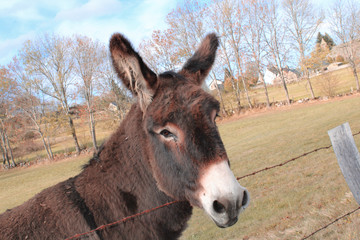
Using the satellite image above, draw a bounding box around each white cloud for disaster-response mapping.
[0,32,35,65]
[0,0,178,65]
[55,0,123,21]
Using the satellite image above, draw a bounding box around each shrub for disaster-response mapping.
[335,55,345,62]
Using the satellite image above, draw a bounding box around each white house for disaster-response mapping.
[209,79,224,91]
[263,67,278,84]
[263,66,300,85]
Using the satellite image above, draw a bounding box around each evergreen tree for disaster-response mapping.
[315,32,335,49]
[316,32,324,44]
[323,33,336,49]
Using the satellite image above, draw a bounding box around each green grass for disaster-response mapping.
[1,95,360,239]
[0,155,90,212]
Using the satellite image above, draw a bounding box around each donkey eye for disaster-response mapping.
[214,113,220,122]
[160,129,174,138]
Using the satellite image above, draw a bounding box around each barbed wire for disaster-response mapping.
[301,206,360,240]
[64,130,360,239]
[65,200,179,240]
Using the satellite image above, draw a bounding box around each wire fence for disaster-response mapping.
[65,130,360,240]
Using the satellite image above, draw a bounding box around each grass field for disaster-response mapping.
[221,67,359,112]
[1,94,360,239]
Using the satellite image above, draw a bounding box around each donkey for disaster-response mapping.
[0,33,249,239]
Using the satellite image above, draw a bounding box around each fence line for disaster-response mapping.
[65,200,179,240]
[301,206,360,240]
[65,130,360,239]
[237,146,332,180]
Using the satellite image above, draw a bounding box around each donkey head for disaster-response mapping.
[110,33,249,228]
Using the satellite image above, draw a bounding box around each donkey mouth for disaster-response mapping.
[213,216,238,228]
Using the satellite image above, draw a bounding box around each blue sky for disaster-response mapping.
[0,0,178,66]
[0,0,335,67]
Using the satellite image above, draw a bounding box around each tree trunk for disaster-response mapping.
[259,73,270,108]
[39,130,53,160]
[0,131,10,167]
[236,58,252,109]
[4,132,15,167]
[222,47,241,112]
[89,111,98,151]
[68,115,81,154]
[351,63,360,92]
[240,77,252,109]
[304,69,315,99]
[279,72,291,105]
[0,141,7,166]
[233,79,241,112]
[304,65,315,100]
[46,135,54,159]
[211,72,227,117]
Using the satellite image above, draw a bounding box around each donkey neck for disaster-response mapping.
[76,104,192,237]
[79,104,160,202]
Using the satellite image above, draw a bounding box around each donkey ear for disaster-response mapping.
[179,33,219,85]
[110,33,158,112]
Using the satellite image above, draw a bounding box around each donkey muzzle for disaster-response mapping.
[198,160,250,228]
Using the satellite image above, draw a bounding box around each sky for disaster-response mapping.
[0,0,335,67]
[0,0,178,66]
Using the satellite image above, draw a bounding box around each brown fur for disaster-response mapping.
[0,33,227,239]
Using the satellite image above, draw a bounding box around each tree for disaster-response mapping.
[98,55,131,122]
[329,0,360,91]
[303,40,330,73]
[241,0,271,107]
[282,0,324,99]
[139,29,180,74]
[9,57,54,160]
[166,0,208,61]
[209,69,227,116]
[316,32,336,49]
[73,35,106,151]
[263,0,292,104]
[209,0,242,112]
[20,34,82,154]
[323,33,336,49]
[0,65,17,167]
[244,61,259,86]
[221,0,253,109]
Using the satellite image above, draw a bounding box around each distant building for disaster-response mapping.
[108,102,119,112]
[209,79,224,91]
[263,66,278,84]
[328,39,360,62]
[263,66,300,85]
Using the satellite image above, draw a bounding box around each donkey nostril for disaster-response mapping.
[241,190,249,208]
[213,200,226,214]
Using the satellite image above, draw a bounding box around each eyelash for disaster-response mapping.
[160,129,176,139]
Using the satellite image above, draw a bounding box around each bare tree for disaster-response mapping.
[242,0,271,107]
[209,57,228,116]
[9,57,54,160]
[166,0,208,61]
[98,55,131,121]
[139,29,180,74]
[209,0,242,112]
[222,0,253,109]
[283,0,324,99]
[73,35,106,151]
[20,34,81,154]
[0,65,16,167]
[329,0,360,91]
[263,0,292,104]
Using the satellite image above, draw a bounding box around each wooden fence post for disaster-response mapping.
[328,122,360,205]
